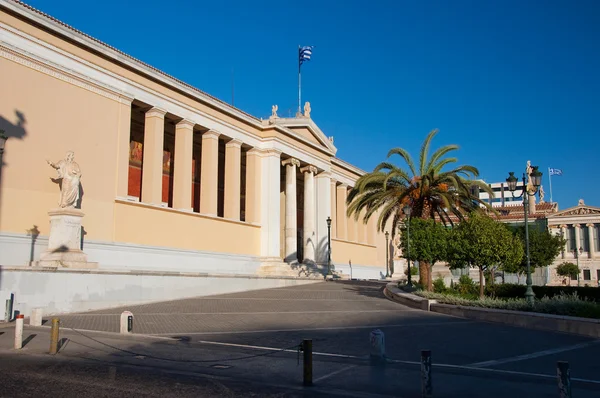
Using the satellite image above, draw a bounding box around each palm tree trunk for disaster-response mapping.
[419,261,429,288]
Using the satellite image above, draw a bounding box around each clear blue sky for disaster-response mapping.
[24,0,600,209]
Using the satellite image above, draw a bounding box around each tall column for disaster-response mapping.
[574,224,581,254]
[330,180,337,238]
[367,211,376,245]
[141,107,166,205]
[336,184,348,240]
[587,223,595,259]
[360,209,368,243]
[116,96,133,199]
[245,148,261,224]
[173,119,194,211]
[199,131,220,216]
[301,165,317,264]
[560,225,567,259]
[348,187,357,242]
[224,139,242,220]
[260,149,281,258]
[282,158,300,262]
[316,171,332,264]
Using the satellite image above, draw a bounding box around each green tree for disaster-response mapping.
[346,129,493,288]
[556,262,579,285]
[398,218,449,290]
[447,212,524,298]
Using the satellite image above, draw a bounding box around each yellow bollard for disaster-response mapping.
[49,318,59,355]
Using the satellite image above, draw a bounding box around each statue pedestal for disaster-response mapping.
[30,208,98,269]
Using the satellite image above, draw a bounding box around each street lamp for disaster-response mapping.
[506,166,543,305]
[326,217,332,275]
[403,204,412,287]
[572,246,583,287]
[385,231,390,278]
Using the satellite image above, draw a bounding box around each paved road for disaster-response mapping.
[11,281,600,397]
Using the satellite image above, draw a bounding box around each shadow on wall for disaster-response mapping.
[0,110,28,233]
[27,225,40,263]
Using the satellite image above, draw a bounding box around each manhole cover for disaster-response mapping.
[211,364,232,369]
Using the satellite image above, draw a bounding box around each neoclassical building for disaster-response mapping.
[0,0,389,285]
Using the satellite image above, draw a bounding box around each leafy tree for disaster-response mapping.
[346,129,493,288]
[398,218,449,290]
[447,212,524,298]
[556,262,579,285]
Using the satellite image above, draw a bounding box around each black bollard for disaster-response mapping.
[556,361,571,398]
[421,350,432,398]
[303,339,313,386]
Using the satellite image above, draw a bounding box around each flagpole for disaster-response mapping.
[298,45,301,116]
[548,167,553,204]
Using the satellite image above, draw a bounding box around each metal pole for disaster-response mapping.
[421,350,432,398]
[385,234,389,277]
[556,361,571,398]
[327,220,332,275]
[298,46,301,116]
[523,174,534,305]
[303,339,313,386]
[407,219,412,286]
[49,317,60,355]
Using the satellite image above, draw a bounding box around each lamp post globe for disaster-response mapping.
[506,165,543,305]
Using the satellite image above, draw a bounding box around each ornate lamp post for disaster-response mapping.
[385,231,390,278]
[403,204,412,287]
[326,216,332,275]
[506,165,543,305]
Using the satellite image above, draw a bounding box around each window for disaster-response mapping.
[566,226,576,252]
[570,273,577,281]
[597,269,600,281]
[595,225,599,252]
[583,269,591,281]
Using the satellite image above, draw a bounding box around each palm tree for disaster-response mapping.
[346,129,493,289]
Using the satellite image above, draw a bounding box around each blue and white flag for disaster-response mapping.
[299,46,313,66]
[549,168,563,176]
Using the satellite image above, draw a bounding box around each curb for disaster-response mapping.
[384,283,600,338]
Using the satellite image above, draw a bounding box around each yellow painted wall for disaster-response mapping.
[114,201,260,255]
[0,56,121,241]
[331,239,378,266]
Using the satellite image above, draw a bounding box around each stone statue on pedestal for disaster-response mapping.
[30,150,97,269]
[46,151,81,208]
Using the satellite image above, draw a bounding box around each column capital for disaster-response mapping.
[573,224,581,228]
[176,119,195,130]
[247,148,281,158]
[146,107,167,118]
[300,165,318,175]
[587,223,595,227]
[337,183,348,189]
[560,224,568,228]
[316,171,331,179]
[202,130,220,140]
[226,138,243,149]
[282,157,300,167]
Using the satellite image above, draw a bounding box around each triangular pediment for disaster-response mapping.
[548,204,600,218]
[267,116,337,154]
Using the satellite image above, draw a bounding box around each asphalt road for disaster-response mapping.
[2,280,599,397]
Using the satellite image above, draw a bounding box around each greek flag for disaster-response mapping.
[549,168,563,176]
[299,46,313,66]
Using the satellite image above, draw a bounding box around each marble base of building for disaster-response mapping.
[29,208,98,269]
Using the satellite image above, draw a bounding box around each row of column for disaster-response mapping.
[140,107,259,222]
[558,224,596,259]
[330,181,376,245]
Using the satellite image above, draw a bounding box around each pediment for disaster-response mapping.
[268,117,337,154]
[548,205,600,218]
